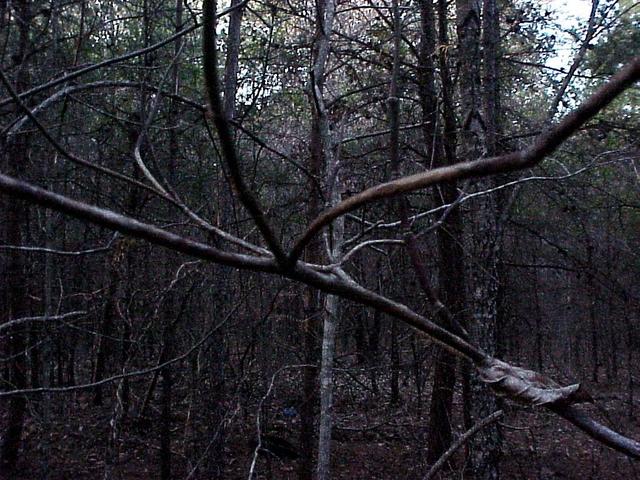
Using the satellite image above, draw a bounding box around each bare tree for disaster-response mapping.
[0,0,639,476]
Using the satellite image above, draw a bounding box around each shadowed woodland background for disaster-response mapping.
[0,0,639,478]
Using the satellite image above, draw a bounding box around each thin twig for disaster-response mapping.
[424,410,504,479]
[0,304,239,397]
[0,0,248,109]
[0,311,87,334]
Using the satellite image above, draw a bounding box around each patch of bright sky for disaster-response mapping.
[544,0,594,71]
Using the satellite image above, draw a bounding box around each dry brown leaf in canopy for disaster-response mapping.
[477,358,592,406]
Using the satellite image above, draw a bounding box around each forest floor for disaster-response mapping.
[3,367,640,479]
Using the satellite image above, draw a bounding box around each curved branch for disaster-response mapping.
[288,57,640,263]
[1,171,639,459]
[362,151,631,231]
[0,23,199,109]
[320,238,405,270]
[0,68,165,196]
[5,80,204,138]
[0,72,265,256]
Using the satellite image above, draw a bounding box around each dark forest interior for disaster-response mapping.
[0,0,639,478]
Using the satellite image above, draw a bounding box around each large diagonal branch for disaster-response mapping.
[0,69,265,257]
[1,32,639,463]
[0,170,482,363]
[0,173,277,274]
[1,171,640,458]
[202,0,288,267]
[288,57,640,263]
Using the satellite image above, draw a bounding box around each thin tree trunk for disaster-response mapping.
[461,0,503,476]
[223,0,245,120]
[93,250,121,405]
[390,319,401,405]
[587,244,599,383]
[316,238,342,479]
[316,63,343,480]
[160,6,183,475]
[0,0,30,470]
[160,341,173,480]
[386,0,404,410]
[625,301,635,419]
[301,0,336,477]
[423,0,467,465]
[317,294,339,480]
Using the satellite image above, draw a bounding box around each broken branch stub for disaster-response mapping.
[477,358,592,406]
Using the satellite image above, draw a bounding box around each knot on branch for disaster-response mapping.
[477,358,591,406]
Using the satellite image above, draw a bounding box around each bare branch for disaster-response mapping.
[0,68,166,196]
[2,79,206,138]
[0,0,248,109]
[340,121,427,145]
[133,45,186,196]
[0,173,277,273]
[319,239,405,270]
[0,23,199,110]
[202,0,288,267]
[546,0,600,120]
[359,151,634,231]
[289,57,640,262]
[424,410,504,479]
[0,71,265,257]
[0,234,117,256]
[0,304,238,397]
[247,364,312,479]
[0,311,87,334]
[1,160,639,459]
[551,404,640,459]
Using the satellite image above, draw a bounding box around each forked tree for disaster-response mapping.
[0,0,639,475]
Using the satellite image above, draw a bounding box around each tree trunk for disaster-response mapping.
[0,0,31,470]
[458,0,501,480]
[317,285,341,480]
[160,350,173,480]
[300,0,336,477]
[316,72,343,480]
[223,0,245,120]
[459,0,503,476]
[423,0,467,466]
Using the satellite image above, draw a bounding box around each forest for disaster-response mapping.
[0,0,639,478]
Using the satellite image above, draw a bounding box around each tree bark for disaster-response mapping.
[423,0,467,466]
[461,0,503,476]
[223,0,245,120]
[301,0,336,477]
[0,0,31,471]
[316,190,343,479]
